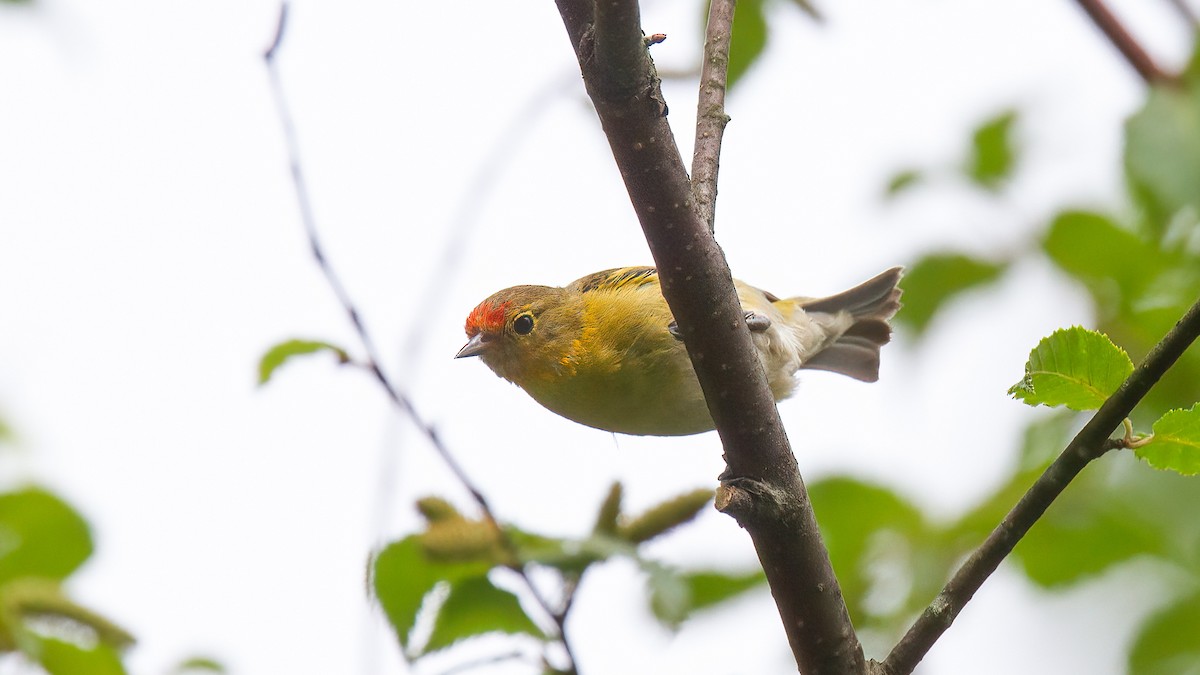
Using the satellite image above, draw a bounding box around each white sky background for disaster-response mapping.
[0,0,1193,674]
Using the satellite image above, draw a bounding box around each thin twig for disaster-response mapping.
[1071,0,1176,85]
[262,5,578,673]
[879,294,1200,675]
[1164,0,1200,28]
[692,0,736,232]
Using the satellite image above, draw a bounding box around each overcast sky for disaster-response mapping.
[0,1,1192,673]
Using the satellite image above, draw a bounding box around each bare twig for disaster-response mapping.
[692,0,737,232]
[555,1,864,672]
[880,294,1200,675]
[262,6,577,673]
[1165,0,1200,28]
[1071,0,1176,85]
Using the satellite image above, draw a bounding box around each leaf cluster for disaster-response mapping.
[877,50,1200,673]
[371,484,766,672]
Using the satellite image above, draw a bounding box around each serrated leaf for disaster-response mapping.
[419,576,544,656]
[1136,404,1200,475]
[965,109,1018,189]
[725,0,767,90]
[883,169,922,199]
[1009,327,1133,411]
[1126,84,1200,221]
[0,488,92,584]
[895,253,1006,334]
[1129,593,1200,675]
[257,339,350,385]
[371,536,490,650]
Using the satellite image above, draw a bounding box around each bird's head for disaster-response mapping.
[456,285,580,383]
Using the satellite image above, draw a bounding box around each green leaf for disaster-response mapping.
[809,477,926,624]
[1136,404,1200,475]
[1008,327,1133,411]
[169,656,226,673]
[420,576,544,656]
[725,0,767,90]
[1013,494,1162,587]
[648,567,766,628]
[0,488,92,584]
[965,109,1018,189]
[1126,84,1200,221]
[371,536,490,651]
[1129,593,1200,675]
[895,253,1006,334]
[618,488,712,544]
[24,635,127,675]
[257,339,350,385]
[883,169,922,199]
[648,559,768,624]
[1042,211,1158,302]
[645,564,690,629]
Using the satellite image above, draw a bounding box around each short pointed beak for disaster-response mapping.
[455,333,490,359]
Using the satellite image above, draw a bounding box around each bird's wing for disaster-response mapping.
[568,267,660,294]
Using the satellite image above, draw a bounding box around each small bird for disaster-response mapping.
[456,266,902,436]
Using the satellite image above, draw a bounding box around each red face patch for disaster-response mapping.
[465,300,510,336]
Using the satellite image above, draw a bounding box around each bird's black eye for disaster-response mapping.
[513,314,534,335]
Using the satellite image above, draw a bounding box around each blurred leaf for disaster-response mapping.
[419,576,544,656]
[950,413,1077,546]
[25,635,126,675]
[1043,211,1158,302]
[646,564,690,628]
[1014,491,1163,587]
[421,519,504,565]
[0,488,92,584]
[2,578,134,648]
[1126,84,1200,222]
[895,253,1006,334]
[169,656,226,673]
[965,109,1018,189]
[257,339,350,385]
[725,0,767,90]
[371,536,490,651]
[809,477,925,624]
[618,488,712,544]
[1009,327,1133,411]
[1129,593,1200,675]
[785,0,822,21]
[883,169,922,199]
[1136,404,1200,475]
[645,565,765,629]
[592,482,623,536]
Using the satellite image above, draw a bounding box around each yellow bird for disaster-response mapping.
[456,267,902,436]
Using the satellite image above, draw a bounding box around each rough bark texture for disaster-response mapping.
[555,1,865,672]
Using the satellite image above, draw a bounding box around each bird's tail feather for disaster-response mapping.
[798,267,903,382]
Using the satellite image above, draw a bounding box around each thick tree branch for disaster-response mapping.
[1071,0,1176,85]
[555,2,863,672]
[692,0,736,232]
[879,294,1200,675]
